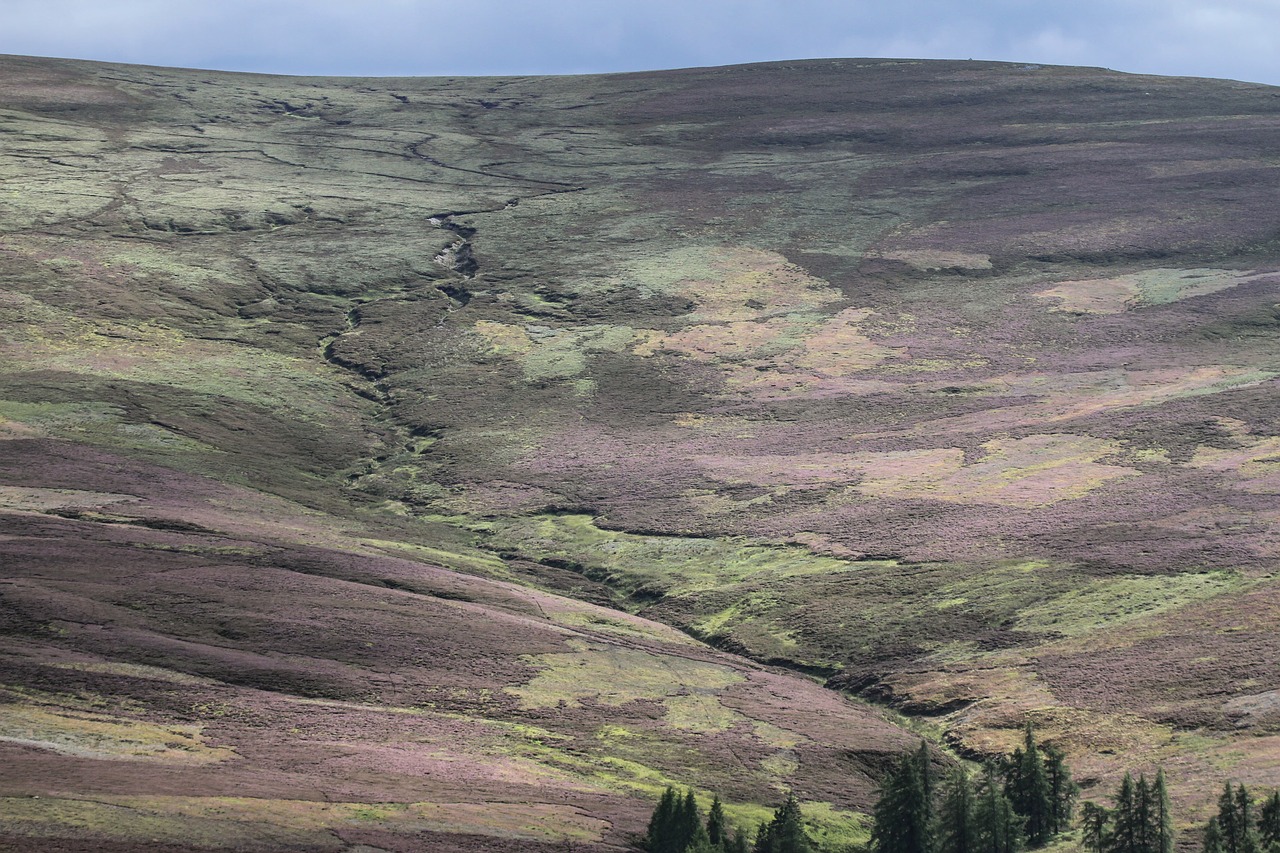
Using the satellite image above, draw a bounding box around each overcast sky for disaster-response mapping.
[5,0,1280,85]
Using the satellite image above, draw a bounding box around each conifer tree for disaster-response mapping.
[1111,773,1141,853]
[936,767,977,853]
[707,796,727,849]
[1135,775,1155,853]
[1236,785,1260,853]
[1260,791,1280,853]
[754,820,772,853]
[975,766,1023,853]
[766,792,812,853]
[1080,801,1109,853]
[1043,745,1078,837]
[1151,769,1175,853]
[677,790,703,853]
[686,825,715,853]
[1004,721,1052,847]
[872,751,933,853]
[1206,818,1226,853]
[918,740,936,804]
[1215,782,1261,853]
[726,826,750,853]
[648,787,681,853]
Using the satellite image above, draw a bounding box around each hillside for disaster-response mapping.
[3,53,1280,849]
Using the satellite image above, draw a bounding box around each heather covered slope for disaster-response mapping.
[3,52,1280,847]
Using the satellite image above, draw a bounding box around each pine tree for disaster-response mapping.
[872,751,933,853]
[1135,775,1154,853]
[726,826,750,853]
[1005,721,1052,847]
[1080,801,1109,853]
[936,767,977,853]
[1206,818,1226,853]
[918,740,936,804]
[1043,745,1078,837]
[686,825,716,853]
[1260,791,1280,852]
[975,766,1023,853]
[754,820,772,853]
[767,793,812,853]
[707,796,728,849]
[1236,785,1260,853]
[677,790,703,853]
[1111,773,1141,853]
[648,787,680,853]
[1216,782,1261,853]
[1151,769,1175,853]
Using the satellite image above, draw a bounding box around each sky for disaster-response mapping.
[5,0,1280,86]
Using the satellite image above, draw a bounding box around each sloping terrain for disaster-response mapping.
[3,52,1280,847]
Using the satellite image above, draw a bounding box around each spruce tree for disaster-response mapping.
[677,790,703,853]
[648,787,680,853]
[1260,791,1280,852]
[918,740,936,804]
[707,796,727,849]
[686,825,715,853]
[726,826,750,853]
[1111,773,1141,853]
[755,820,772,853]
[1216,782,1261,853]
[872,751,932,853]
[1236,785,1260,853]
[1207,818,1226,853]
[936,767,977,853]
[1005,721,1052,847]
[1043,745,1078,837]
[1151,769,1175,853]
[1080,801,1109,853]
[1135,775,1154,853]
[767,793,812,853]
[975,766,1023,853]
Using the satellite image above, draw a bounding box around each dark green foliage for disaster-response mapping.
[708,796,727,848]
[1111,773,1142,853]
[975,766,1023,853]
[936,767,977,853]
[1043,745,1078,837]
[1207,818,1225,853]
[872,748,933,853]
[755,793,813,853]
[649,787,681,853]
[687,826,716,853]
[1212,783,1260,853]
[1260,791,1280,852]
[919,741,936,804]
[680,790,704,852]
[1004,722,1052,847]
[1151,770,1175,853]
[726,826,750,853]
[1135,775,1155,853]
[1080,801,1110,853]
[1099,769,1176,853]
[647,787,704,853]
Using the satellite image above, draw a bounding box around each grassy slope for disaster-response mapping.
[3,53,1280,846]
[0,55,925,852]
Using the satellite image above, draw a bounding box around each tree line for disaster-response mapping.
[642,721,1280,853]
[645,787,808,853]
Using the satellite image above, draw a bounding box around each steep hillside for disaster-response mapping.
[3,53,1280,848]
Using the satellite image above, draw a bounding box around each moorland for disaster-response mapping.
[3,52,1280,850]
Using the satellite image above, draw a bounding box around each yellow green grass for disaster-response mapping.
[0,703,235,764]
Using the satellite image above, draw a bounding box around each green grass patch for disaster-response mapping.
[1016,571,1243,636]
